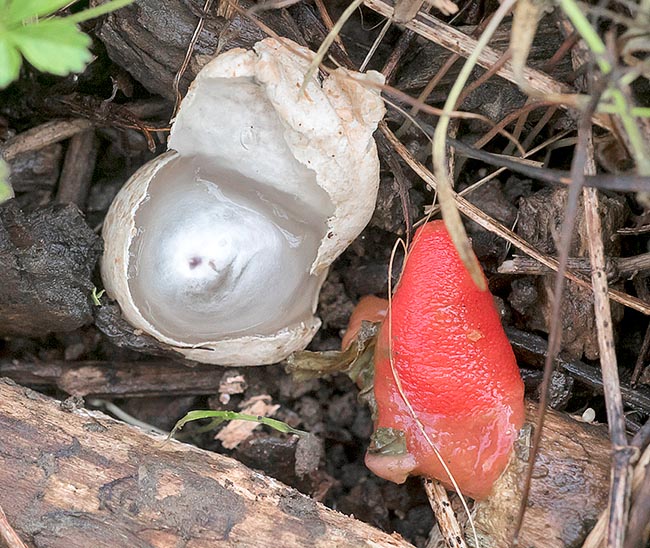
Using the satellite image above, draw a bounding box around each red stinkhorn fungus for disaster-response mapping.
[341,295,388,351]
[365,221,525,500]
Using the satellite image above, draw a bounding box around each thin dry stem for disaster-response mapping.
[424,479,468,548]
[583,140,632,548]
[0,505,27,548]
[380,122,650,315]
[363,0,614,131]
[512,76,607,545]
[172,0,214,117]
[0,119,92,162]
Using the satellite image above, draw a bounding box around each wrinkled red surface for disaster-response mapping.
[367,221,525,500]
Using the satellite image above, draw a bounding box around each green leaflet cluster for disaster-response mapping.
[0,0,132,88]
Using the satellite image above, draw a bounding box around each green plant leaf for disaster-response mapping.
[168,410,308,441]
[0,37,21,88]
[68,0,134,24]
[6,0,79,25]
[9,18,92,76]
[0,160,14,205]
[91,287,105,306]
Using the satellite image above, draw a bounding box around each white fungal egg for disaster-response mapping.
[101,38,385,366]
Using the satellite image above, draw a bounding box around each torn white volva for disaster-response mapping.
[101,38,385,366]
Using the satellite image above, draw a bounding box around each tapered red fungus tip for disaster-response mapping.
[366,221,525,499]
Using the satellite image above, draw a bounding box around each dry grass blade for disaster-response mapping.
[583,141,632,548]
[380,122,650,316]
[360,18,392,72]
[431,0,517,291]
[510,0,546,86]
[363,0,614,131]
[172,0,214,117]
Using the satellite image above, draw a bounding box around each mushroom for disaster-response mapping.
[361,221,525,499]
[101,38,385,366]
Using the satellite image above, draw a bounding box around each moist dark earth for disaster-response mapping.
[1,1,650,546]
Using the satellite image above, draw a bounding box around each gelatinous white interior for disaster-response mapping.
[170,78,334,219]
[127,156,328,344]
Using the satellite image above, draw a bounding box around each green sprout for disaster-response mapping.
[169,410,308,440]
[0,0,134,89]
[0,160,12,204]
[90,286,104,306]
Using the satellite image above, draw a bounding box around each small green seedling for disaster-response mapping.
[169,410,308,441]
[90,287,104,306]
[0,0,134,89]
[0,160,12,205]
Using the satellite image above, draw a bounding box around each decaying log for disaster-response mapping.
[0,374,614,548]
[0,201,102,337]
[92,0,305,100]
[470,402,610,547]
[0,359,226,398]
[0,379,412,548]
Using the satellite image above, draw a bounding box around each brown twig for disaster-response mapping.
[583,137,632,548]
[456,50,511,106]
[363,0,613,131]
[172,0,215,117]
[631,323,650,387]
[380,122,650,315]
[55,130,99,208]
[0,119,92,162]
[381,28,417,83]
[0,505,27,548]
[423,479,467,548]
[447,137,650,192]
[499,252,650,280]
[507,328,650,415]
